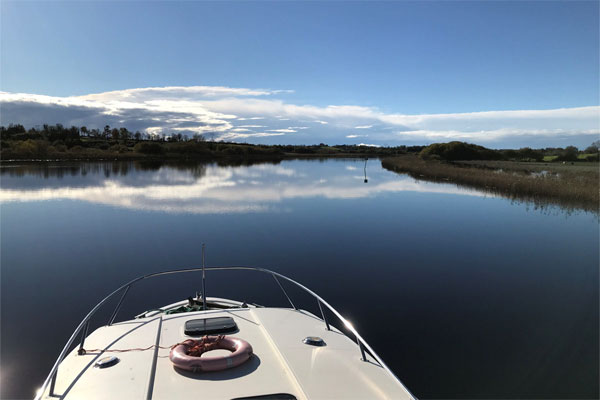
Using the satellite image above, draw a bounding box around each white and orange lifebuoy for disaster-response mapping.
[169,335,253,372]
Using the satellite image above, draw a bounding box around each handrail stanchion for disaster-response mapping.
[317,299,330,331]
[48,370,57,396]
[202,244,207,311]
[358,341,367,362]
[272,274,297,310]
[108,285,131,326]
[77,320,90,355]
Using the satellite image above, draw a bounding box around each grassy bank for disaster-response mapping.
[381,155,599,213]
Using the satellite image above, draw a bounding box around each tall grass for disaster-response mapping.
[381,155,599,213]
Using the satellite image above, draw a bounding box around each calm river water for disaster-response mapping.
[1,159,598,399]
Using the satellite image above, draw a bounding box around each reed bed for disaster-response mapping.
[381,155,599,213]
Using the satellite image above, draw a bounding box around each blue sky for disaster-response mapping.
[1,1,598,148]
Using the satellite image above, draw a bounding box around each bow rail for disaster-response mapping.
[37,266,415,400]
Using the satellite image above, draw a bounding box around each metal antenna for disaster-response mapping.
[202,243,207,310]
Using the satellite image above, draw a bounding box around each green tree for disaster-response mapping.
[119,127,130,143]
[585,141,599,153]
[556,146,579,162]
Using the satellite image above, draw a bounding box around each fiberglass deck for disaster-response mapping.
[43,306,413,400]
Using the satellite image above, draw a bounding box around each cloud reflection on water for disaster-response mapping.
[0,161,492,214]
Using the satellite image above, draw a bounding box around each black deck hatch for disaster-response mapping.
[184,316,238,336]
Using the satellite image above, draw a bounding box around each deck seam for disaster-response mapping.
[250,308,309,400]
[145,314,163,400]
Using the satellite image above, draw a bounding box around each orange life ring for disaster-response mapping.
[169,336,253,372]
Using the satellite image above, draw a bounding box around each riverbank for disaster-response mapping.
[381,155,599,213]
[0,140,407,163]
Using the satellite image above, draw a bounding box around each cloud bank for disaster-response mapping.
[1,86,598,147]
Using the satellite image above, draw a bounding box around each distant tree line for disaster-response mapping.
[419,141,599,162]
[0,123,598,162]
[0,123,199,143]
[0,123,409,159]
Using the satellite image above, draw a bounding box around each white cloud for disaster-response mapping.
[218,132,285,141]
[268,128,296,133]
[358,143,381,147]
[0,86,598,147]
[78,85,287,101]
[394,128,600,142]
[237,116,264,121]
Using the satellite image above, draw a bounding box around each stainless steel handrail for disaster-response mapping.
[36,266,416,400]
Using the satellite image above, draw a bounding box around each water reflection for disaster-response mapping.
[0,160,493,214]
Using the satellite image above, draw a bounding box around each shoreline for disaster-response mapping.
[2,151,597,213]
[382,155,599,213]
[0,152,384,164]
